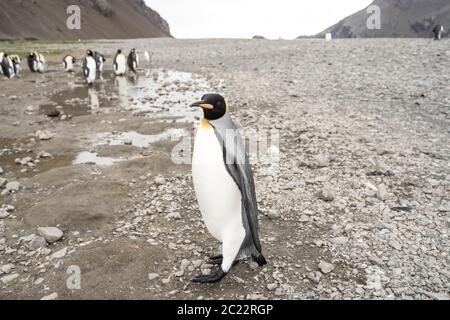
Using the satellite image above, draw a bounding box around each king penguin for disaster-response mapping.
[93,51,106,75]
[127,48,139,74]
[11,55,21,76]
[63,55,76,72]
[27,52,45,73]
[0,52,4,76]
[190,93,267,284]
[83,50,97,85]
[113,49,127,76]
[1,54,15,79]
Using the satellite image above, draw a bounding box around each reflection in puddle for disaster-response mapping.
[91,128,186,148]
[40,69,209,122]
[73,151,135,166]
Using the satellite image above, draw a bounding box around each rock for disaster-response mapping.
[0,178,7,188]
[35,130,54,141]
[252,35,266,40]
[368,255,385,267]
[37,151,53,159]
[51,247,68,260]
[1,273,19,284]
[423,292,449,301]
[0,209,11,219]
[5,181,20,193]
[318,261,335,274]
[313,154,330,168]
[318,186,335,202]
[266,210,280,220]
[34,278,44,285]
[29,236,48,250]
[40,292,58,300]
[376,184,389,201]
[0,264,15,275]
[367,161,387,176]
[330,237,349,245]
[38,227,64,244]
[155,176,166,186]
[148,273,159,281]
[267,283,278,291]
[0,166,3,174]
[389,241,402,250]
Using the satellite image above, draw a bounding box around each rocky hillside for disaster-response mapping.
[0,0,171,40]
[318,0,450,38]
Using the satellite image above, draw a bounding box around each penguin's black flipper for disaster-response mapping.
[192,268,227,284]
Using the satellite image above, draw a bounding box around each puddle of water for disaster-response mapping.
[40,69,208,122]
[91,128,186,148]
[73,151,137,166]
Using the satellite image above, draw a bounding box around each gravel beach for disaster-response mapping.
[0,38,449,300]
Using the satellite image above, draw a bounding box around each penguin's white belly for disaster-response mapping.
[64,58,73,71]
[192,123,244,241]
[85,57,96,83]
[115,55,127,75]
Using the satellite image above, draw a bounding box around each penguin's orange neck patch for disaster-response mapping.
[201,119,212,130]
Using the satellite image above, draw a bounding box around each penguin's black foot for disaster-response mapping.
[209,255,223,265]
[192,268,227,284]
[253,254,267,267]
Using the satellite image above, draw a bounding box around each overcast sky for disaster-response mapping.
[145,0,373,39]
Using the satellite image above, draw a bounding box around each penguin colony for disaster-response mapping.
[0,47,267,284]
[0,49,151,84]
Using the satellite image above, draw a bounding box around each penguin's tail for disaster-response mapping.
[252,253,267,267]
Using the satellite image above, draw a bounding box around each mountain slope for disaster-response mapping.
[317,0,450,38]
[0,0,171,40]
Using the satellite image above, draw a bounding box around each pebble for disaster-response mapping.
[29,236,48,250]
[35,130,54,141]
[0,264,15,275]
[38,227,64,244]
[148,273,160,281]
[51,247,68,260]
[5,181,20,192]
[40,292,58,300]
[155,176,166,186]
[267,283,278,291]
[318,186,335,202]
[1,273,19,284]
[318,261,335,274]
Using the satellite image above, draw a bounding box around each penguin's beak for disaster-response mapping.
[190,101,214,109]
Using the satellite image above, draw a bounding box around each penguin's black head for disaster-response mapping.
[117,49,122,54]
[191,94,227,121]
[86,50,93,57]
[29,52,35,58]
[131,48,136,53]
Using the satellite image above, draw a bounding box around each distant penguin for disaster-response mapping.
[1,54,15,79]
[93,51,106,74]
[27,52,45,73]
[63,55,76,72]
[0,52,4,76]
[83,50,97,85]
[144,50,151,65]
[113,49,127,76]
[127,48,139,73]
[190,94,267,284]
[433,24,444,40]
[11,55,21,76]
